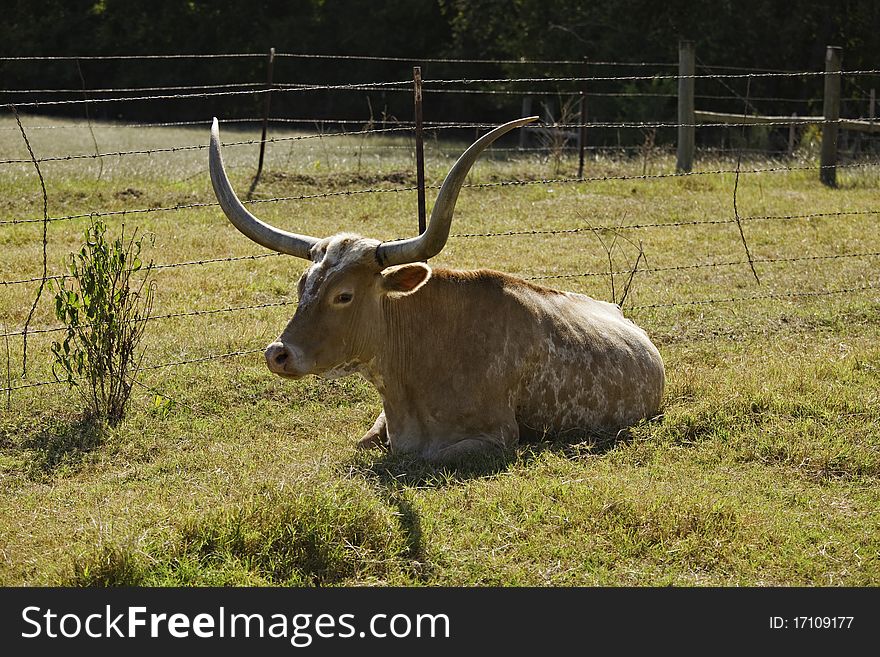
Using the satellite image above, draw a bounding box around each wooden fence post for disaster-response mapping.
[788,113,798,155]
[820,45,842,187]
[676,40,695,173]
[413,66,426,236]
[577,59,588,178]
[248,47,275,199]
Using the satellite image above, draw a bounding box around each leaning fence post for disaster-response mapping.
[676,40,695,173]
[413,66,427,236]
[820,45,842,187]
[577,59,588,178]
[248,47,275,198]
[520,96,533,149]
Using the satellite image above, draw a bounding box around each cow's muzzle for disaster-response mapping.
[264,341,310,378]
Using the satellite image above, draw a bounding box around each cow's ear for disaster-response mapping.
[380,263,432,296]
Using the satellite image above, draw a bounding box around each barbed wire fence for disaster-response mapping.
[1,47,878,399]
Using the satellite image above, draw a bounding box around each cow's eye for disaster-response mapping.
[334,292,353,305]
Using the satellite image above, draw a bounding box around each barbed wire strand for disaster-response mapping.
[524,250,880,280]
[3,117,875,167]
[0,379,56,393]
[629,282,880,310]
[3,321,10,408]
[731,75,761,284]
[0,52,811,71]
[75,58,104,184]
[0,347,265,394]
[0,53,264,61]
[423,71,880,84]
[274,53,677,67]
[3,281,876,394]
[5,247,880,337]
[1,183,427,226]
[1,79,414,109]
[3,69,879,111]
[0,128,802,157]
[451,209,880,238]
[698,59,760,116]
[139,348,265,371]
[2,162,878,227]
[3,220,878,288]
[1,253,286,287]
[0,53,677,66]
[0,90,847,131]
[0,299,297,339]
[0,125,419,165]
[127,375,198,414]
[0,118,264,131]
[0,348,266,393]
[0,82,265,94]
[10,105,49,377]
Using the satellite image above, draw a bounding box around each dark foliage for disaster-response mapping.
[1,1,877,140]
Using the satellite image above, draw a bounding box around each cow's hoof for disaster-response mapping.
[356,433,389,451]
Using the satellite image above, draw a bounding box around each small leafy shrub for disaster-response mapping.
[50,220,155,427]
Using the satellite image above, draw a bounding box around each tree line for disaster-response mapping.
[2,0,877,146]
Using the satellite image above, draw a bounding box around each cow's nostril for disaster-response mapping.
[265,343,292,372]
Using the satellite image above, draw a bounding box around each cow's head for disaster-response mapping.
[263,233,433,379]
[208,116,537,379]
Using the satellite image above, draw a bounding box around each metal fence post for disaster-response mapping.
[676,40,695,173]
[413,66,427,236]
[820,45,842,187]
[577,59,588,178]
[788,113,798,155]
[520,96,533,149]
[248,47,275,198]
[871,88,877,155]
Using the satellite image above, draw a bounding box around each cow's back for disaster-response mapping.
[505,283,665,438]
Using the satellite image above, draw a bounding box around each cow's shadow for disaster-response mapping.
[351,424,641,490]
[344,423,654,583]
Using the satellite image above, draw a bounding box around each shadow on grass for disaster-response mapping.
[381,491,433,583]
[338,423,652,583]
[349,421,652,490]
[19,413,105,476]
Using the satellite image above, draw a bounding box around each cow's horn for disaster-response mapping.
[376,116,539,267]
[209,118,319,259]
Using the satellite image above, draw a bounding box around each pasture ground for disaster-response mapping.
[0,116,878,585]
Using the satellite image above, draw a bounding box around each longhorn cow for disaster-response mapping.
[209,117,664,463]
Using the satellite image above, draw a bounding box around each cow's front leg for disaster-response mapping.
[357,411,389,450]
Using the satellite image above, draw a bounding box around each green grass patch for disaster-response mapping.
[69,481,410,586]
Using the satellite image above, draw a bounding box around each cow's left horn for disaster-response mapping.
[376,116,539,267]
[209,118,319,259]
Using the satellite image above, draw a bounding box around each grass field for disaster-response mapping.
[0,115,878,586]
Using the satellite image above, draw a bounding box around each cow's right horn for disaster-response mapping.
[375,116,539,267]
[209,118,319,259]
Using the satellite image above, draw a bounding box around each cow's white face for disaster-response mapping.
[263,234,431,379]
